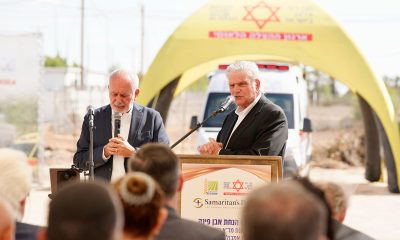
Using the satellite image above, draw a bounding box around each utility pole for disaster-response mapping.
[54,7,58,55]
[80,0,85,89]
[140,2,145,74]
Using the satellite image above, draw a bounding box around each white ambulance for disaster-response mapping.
[191,62,312,174]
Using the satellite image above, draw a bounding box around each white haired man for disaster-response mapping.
[74,69,169,181]
[0,148,39,240]
[198,61,288,157]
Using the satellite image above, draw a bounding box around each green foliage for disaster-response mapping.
[386,85,400,126]
[349,92,362,121]
[44,54,68,67]
[316,84,335,106]
[383,76,400,123]
[386,86,399,112]
[314,82,353,106]
[0,99,38,135]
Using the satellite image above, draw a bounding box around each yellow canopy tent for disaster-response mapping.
[138,0,400,192]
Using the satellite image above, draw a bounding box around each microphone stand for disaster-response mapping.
[170,108,225,149]
[87,114,95,181]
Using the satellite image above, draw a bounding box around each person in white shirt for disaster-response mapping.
[73,69,169,181]
[198,61,288,157]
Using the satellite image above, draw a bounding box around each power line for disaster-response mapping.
[0,0,27,6]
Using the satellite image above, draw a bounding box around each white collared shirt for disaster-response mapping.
[102,105,133,182]
[225,93,262,147]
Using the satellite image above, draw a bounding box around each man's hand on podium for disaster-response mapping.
[198,138,223,155]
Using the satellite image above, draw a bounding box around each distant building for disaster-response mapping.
[0,33,41,101]
[43,67,108,90]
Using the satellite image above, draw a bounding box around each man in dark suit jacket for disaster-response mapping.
[333,220,374,240]
[0,199,15,240]
[315,181,374,240]
[15,222,39,240]
[198,61,288,157]
[73,69,169,181]
[128,143,225,240]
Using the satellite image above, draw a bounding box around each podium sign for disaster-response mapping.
[178,155,282,239]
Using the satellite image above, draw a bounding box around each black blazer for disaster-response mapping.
[157,206,225,240]
[73,103,169,180]
[333,220,374,240]
[15,221,39,240]
[217,95,288,156]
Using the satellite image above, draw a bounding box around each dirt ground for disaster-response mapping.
[29,91,400,239]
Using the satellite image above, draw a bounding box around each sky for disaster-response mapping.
[1,0,400,77]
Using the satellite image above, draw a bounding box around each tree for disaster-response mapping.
[44,54,68,67]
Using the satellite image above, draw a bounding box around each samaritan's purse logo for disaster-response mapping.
[193,198,204,208]
[242,1,280,29]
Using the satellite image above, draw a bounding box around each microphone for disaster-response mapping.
[86,106,96,180]
[87,105,95,127]
[170,95,234,149]
[216,96,234,113]
[114,113,122,137]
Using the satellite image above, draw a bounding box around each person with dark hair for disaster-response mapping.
[114,172,167,240]
[128,143,225,240]
[73,69,169,181]
[198,61,288,157]
[294,177,335,240]
[315,181,374,240]
[38,181,123,240]
[242,181,328,240]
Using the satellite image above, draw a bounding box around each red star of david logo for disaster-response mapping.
[242,1,280,29]
[232,179,244,192]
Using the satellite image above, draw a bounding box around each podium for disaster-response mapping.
[178,155,282,238]
[49,168,81,196]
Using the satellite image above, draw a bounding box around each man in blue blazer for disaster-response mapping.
[198,61,287,157]
[73,69,169,181]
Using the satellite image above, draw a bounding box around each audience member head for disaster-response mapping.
[0,199,15,240]
[128,143,181,200]
[109,69,140,113]
[114,172,167,240]
[44,181,123,240]
[315,181,348,223]
[294,177,335,240]
[242,181,328,240]
[0,148,31,220]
